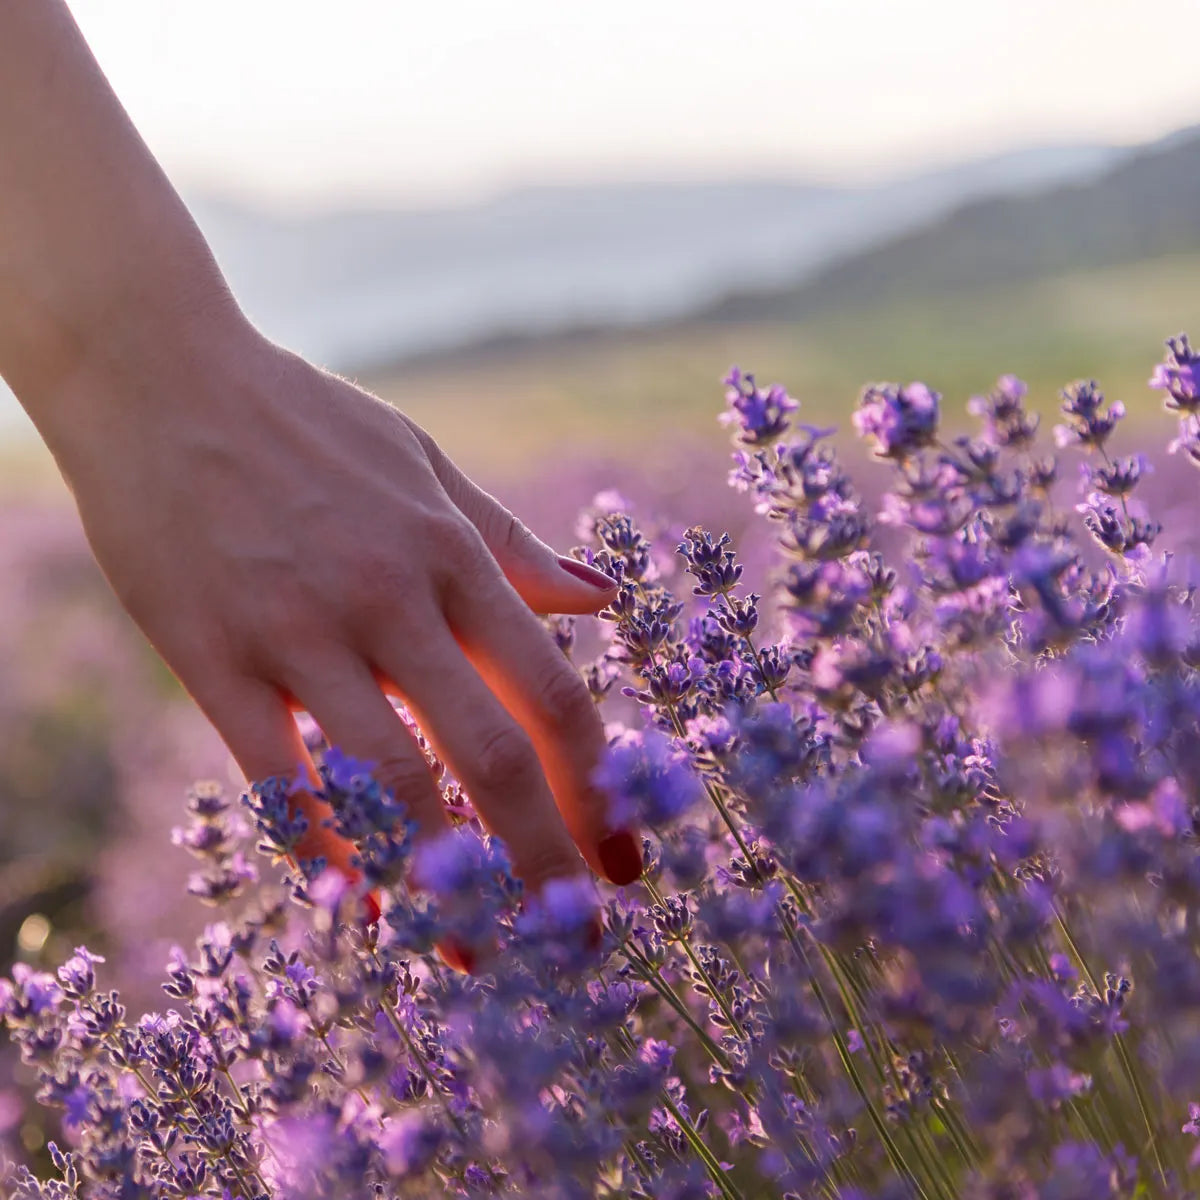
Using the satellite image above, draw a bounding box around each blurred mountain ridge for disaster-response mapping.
[182,140,1124,372]
[700,125,1200,323]
[0,132,1185,435]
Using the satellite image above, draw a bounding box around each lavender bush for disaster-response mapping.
[4,335,1200,1199]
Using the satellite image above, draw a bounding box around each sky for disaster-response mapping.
[68,0,1200,211]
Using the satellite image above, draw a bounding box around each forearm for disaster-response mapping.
[0,0,246,432]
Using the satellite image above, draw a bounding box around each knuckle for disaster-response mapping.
[504,518,542,564]
[350,551,417,612]
[486,503,532,556]
[433,515,488,571]
[473,724,539,795]
[517,836,586,890]
[535,664,598,737]
[399,413,443,466]
[254,593,320,649]
[371,752,438,808]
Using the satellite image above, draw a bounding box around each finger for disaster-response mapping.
[372,625,590,898]
[281,654,474,970]
[441,563,644,888]
[195,674,359,882]
[403,417,617,614]
[280,654,452,856]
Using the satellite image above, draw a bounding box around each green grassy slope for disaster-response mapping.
[8,252,1194,496]
[366,251,1200,481]
[705,126,1200,323]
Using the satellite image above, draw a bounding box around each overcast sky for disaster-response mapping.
[70,0,1200,209]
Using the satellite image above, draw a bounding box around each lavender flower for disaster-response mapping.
[593,729,703,828]
[719,369,798,446]
[6,334,1200,1199]
[1150,334,1199,414]
[853,381,940,459]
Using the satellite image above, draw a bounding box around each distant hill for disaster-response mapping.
[0,137,1143,438]
[182,141,1122,372]
[702,126,1200,323]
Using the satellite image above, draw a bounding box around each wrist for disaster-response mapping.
[15,260,272,482]
[3,221,255,431]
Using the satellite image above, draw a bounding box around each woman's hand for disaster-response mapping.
[0,0,643,935]
[39,315,643,903]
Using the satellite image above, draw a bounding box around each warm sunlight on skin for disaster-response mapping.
[70,0,1200,208]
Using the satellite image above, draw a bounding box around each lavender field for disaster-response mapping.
[7,0,1200,1194]
[4,326,1200,1195]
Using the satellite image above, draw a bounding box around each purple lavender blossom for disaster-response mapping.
[853,381,940,459]
[1054,379,1126,449]
[6,334,1200,1199]
[1150,334,1200,414]
[593,729,703,827]
[719,368,799,446]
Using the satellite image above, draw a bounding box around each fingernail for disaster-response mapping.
[597,830,644,886]
[441,939,477,975]
[557,555,618,591]
[362,892,382,927]
[586,914,604,953]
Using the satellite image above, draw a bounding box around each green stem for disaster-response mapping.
[793,938,936,1200]
[611,1027,744,1200]
[110,1039,268,1199]
[633,582,935,1193]
[616,939,735,1071]
[366,945,494,1195]
[1053,905,1175,1189]
[658,1088,743,1200]
[313,1025,376,1111]
[643,875,750,1042]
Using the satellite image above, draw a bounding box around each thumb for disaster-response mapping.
[410,422,617,614]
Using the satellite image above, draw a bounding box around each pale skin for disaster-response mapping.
[0,1,643,954]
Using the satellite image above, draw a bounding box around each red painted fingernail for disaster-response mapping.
[597,831,644,886]
[586,914,604,953]
[362,892,382,927]
[441,939,477,975]
[557,556,618,591]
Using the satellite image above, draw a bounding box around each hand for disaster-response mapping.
[0,0,644,951]
[42,317,644,911]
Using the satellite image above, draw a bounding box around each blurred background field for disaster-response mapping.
[363,250,1200,483]
[1,3,1199,1116]
[11,245,1200,516]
